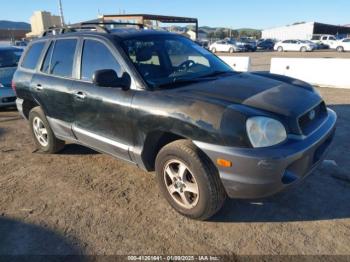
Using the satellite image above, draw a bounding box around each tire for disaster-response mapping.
[211,48,216,53]
[229,47,234,53]
[155,140,226,220]
[300,46,307,52]
[337,46,344,52]
[29,107,65,153]
[277,46,283,52]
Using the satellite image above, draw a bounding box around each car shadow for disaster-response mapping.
[211,104,350,223]
[0,217,85,258]
[60,144,100,155]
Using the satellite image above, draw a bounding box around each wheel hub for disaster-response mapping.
[163,160,199,209]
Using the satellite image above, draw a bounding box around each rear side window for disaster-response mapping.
[81,40,121,81]
[50,39,77,77]
[21,42,45,70]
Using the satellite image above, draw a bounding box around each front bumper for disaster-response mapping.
[194,109,337,199]
[0,88,16,107]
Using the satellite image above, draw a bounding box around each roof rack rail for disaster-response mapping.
[40,22,144,37]
[81,22,144,29]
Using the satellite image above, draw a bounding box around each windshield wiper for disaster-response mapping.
[155,78,203,89]
[199,70,234,78]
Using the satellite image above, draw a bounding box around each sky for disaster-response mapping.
[1,0,350,29]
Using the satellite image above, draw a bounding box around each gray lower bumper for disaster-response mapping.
[194,109,337,199]
[15,98,26,119]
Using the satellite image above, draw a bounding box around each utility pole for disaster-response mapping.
[58,0,65,26]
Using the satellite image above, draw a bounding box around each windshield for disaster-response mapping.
[121,35,234,88]
[0,49,22,68]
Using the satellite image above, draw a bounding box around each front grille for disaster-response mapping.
[298,102,327,135]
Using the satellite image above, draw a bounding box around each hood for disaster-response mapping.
[0,67,16,86]
[173,73,322,118]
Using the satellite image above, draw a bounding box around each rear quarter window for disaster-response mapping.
[21,41,46,70]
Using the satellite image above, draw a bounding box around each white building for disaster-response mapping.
[262,22,350,41]
[26,11,62,38]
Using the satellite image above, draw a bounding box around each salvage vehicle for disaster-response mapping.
[0,46,23,107]
[274,39,316,52]
[330,38,350,52]
[209,39,245,53]
[13,24,337,220]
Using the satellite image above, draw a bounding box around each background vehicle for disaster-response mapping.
[0,46,23,107]
[236,38,257,52]
[311,34,337,48]
[257,39,275,50]
[209,39,244,53]
[274,39,315,52]
[330,38,350,52]
[195,40,209,49]
[13,26,336,220]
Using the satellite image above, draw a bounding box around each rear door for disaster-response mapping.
[71,37,134,161]
[31,38,79,139]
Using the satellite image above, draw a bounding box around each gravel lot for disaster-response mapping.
[0,52,350,256]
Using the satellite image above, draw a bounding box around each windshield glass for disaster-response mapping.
[121,35,234,88]
[0,49,23,68]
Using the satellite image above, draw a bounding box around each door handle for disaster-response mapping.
[35,84,43,91]
[74,91,86,100]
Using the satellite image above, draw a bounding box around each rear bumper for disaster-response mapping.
[194,109,337,199]
[0,88,16,107]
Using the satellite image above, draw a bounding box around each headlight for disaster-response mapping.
[246,117,287,148]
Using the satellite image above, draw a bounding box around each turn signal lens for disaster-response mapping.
[217,159,232,167]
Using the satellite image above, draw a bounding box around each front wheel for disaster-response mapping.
[277,46,283,52]
[229,47,234,53]
[300,46,307,52]
[211,47,216,53]
[337,46,344,52]
[29,107,65,153]
[155,140,226,220]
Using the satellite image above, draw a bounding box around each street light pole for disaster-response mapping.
[58,0,65,26]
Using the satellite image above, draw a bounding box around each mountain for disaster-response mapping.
[0,20,31,30]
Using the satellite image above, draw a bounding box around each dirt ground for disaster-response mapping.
[1,53,350,256]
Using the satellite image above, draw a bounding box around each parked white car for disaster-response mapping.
[330,38,350,52]
[274,40,316,52]
[209,40,244,53]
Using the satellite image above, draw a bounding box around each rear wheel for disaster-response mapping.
[277,46,283,52]
[29,107,65,153]
[337,46,344,52]
[229,47,234,53]
[155,140,226,220]
[300,46,307,52]
[211,47,216,53]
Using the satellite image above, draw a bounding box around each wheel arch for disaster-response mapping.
[139,131,187,171]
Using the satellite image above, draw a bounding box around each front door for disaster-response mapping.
[72,38,134,161]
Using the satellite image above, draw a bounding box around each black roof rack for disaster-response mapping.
[40,22,144,37]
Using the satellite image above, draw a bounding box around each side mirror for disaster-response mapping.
[92,69,131,91]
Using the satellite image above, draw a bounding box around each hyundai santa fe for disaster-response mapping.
[13,25,336,220]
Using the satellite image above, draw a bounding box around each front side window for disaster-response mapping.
[21,42,45,69]
[81,40,122,81]
[0,48,23,68]
[122,36,233,88]
[50,39,77,77]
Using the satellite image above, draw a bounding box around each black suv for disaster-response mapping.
[13,25,336,220]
